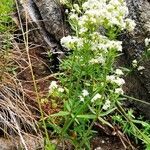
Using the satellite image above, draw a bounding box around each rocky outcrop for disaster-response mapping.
[119,0,150,118]
[17,0,69,53]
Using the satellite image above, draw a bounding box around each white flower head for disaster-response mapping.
[115,69,124,75]
[102,99,111,110]
[115,88,124,95]
[91,93,102,103]
[49,81,58,90]
[132,59,138,68]
[106,75,116,81]
[82,89,89,97]
[107,75,125,86]
[73,4,81,13]
[69,13,78,21]
[137,66,145,71]
[89,56,105,64]
[145,38,150,47]
[107,41,122,52]
[125,18,136,32]
[61,36,83,49]
[79,27,88,34]
[79,96,84,102]
[114,77,125,86]
[58,87,65,93]
[65,9,69,14]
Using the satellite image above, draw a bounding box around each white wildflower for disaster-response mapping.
[82,0,106,10]
[69,13,78,21]
[49,81,58,90]
[114,77,125,86]
[145,38,150,47]
[102,99,111,110]
[61,36,82,49]
[132,59,138,68]
[115,88,124,95]
[108,41,122,52]
[107,75,125,86]
[79,96,84,102]
[65,9,69,14]
[125,19,136,32]
[82,89,89,97]
[58,87,65,93]
[137,66,145,71]
[60,0,68,4]
[73,4,81,13]
[61,35,72,48]
[115,69,124,75]
[79,27,88,34]
[106,75,116,82]
[89,56,105,64]
[91,93,102,103]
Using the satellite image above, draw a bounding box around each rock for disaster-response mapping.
[16,0,69,53]
[118,0,150,118]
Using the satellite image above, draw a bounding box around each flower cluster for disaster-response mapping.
[91,93,101,103]
[106,75,125,86]
[145,38,150,51]
[102,99,111,110]
[49,81,64,95]
[59,0,136,125]
[61,35,83,49]
[106,68,125,95]
[145,38,150,47]
[79,89,89,102]
[69,0,135,33]
[59,0,135,110]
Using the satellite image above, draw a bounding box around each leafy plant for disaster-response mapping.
[44,0,150,149]
[0,0,14,32]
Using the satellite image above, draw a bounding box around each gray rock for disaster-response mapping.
[18,0,69,54]
[118,0,150,118]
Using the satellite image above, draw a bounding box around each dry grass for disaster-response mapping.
[0,1,47,149]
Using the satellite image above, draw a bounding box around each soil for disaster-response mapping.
[92,135,126,150]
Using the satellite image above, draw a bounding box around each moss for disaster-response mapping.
[0,0,14,32]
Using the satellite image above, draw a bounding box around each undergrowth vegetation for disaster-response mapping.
[0,0,14,79]
[0,0,14,32]
[46,0,150,149]
[0,1,40,149]
[0,0,150,150]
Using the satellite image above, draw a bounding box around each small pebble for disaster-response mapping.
[94,147,102,150]
[101,140,105,144]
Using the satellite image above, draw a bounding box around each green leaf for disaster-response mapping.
[77,114,96,119]
[146,144,150,150]
[50,111,70,117]
[100,108,116,117]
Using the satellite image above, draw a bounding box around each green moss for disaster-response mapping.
[0,0,14,32]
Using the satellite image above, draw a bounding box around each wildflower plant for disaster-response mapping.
[46,0,147,148]
[142,38,150,59]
